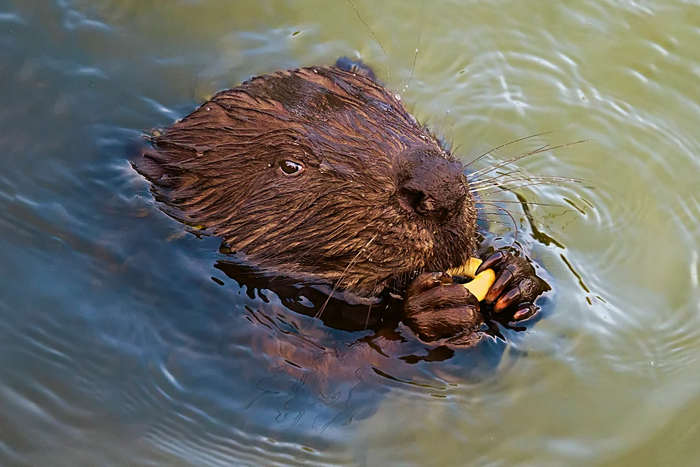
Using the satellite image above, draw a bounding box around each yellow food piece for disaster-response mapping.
[447,257,483,279]
[183,221,205,230]
[462,268,496,302]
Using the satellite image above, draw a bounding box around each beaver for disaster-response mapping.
[136,57,547,347]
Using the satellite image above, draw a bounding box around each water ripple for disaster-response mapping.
[2,0,700,465]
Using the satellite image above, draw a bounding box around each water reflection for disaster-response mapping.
[212,258,518,362]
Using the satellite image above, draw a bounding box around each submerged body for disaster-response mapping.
[137,58,546,346]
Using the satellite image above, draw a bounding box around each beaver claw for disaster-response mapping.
[477,251,549,321]
[403,272,483,344]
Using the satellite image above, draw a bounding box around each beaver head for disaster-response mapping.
[136,64,478,297]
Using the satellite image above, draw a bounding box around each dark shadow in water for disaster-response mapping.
[211,257,524,380]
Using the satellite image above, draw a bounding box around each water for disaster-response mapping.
[1,0,699,465]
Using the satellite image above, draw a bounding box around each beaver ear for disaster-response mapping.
[333,57,378,82]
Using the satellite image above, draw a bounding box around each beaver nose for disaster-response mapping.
[397,149,467,221]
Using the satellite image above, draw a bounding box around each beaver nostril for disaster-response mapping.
[397,185,465,221]
[416,196,436,215]
[398,187,426,215]
[398,187,449,218]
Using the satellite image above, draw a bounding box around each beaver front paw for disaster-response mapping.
[403,272,484,347]
[478,251,550,322]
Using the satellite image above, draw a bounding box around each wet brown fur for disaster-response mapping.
[136,65,478,297]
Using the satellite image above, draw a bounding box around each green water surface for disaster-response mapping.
[1,0,699,466]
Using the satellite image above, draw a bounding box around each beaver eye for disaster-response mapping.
[279,160,304,176]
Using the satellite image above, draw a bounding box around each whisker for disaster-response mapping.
[468,169,550,190]
[396,0,423,95]
[468,169,526,186]
[471,174,586,187]
[467,140,589,181]
[478,199,568,208]
[346,0,390,82]
[478,202,520,246]
[314,234,377,320]
[479,219,514,227]
[479,201,559,233]
[470,177,585,194]
[474,178,584,197]
[479,211,518,217]
[468,143,551,180]
[364,300,373,331]
[464,132,553,168]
